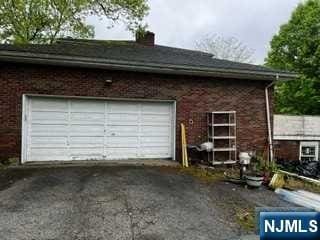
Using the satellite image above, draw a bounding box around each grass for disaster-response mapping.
[235,207,256,232]
[178,166,227,183]
[269,170,320,194]
[284,176,320,194]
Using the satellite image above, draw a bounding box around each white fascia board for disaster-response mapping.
[274,135,320,141]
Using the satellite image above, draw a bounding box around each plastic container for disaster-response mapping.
[245,175,264,187]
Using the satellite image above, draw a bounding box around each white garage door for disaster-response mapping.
[22,97,175,162]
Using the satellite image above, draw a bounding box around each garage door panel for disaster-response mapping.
[141,103,171,114]
[69,148,104,159]
[140,147,171,158]
[108,113,139,124]
[31,98,68,111]
[141,114,171,125]
[140,136,170,147]
[69,136,104,144]
[31,136,67,147]
[25,97,174,162]
[107,136,139,147]
[31,124,68,136]
[107,125,139,134]
[141,127,171,137]
[108,102,139,113]
[71,100,104,113]
[69,136,104,148]
[141,142,170,147]
[106,133,139,137]
[31,111,68,124]
[107,147,138,159]
[141,125,170,132]
[69,125,104,136]
[29,148,68,161]
[141,133,170,138]
[70,112,104,125]
[141,123,171,127]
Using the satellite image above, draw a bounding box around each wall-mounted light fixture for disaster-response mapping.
[105,78,113,85]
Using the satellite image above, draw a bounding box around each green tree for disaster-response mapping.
[265,0,320,115]
[0,0,149,44]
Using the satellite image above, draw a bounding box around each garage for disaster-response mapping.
[22,96,175,163]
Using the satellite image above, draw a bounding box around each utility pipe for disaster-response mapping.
[265,77,277,163]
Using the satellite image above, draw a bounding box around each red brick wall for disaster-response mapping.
[0,63,272,162]
[274,140,300,161]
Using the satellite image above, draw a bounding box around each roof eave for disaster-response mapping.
[0,51,297,81]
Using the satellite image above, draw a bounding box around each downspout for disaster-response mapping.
[265,75,278,163]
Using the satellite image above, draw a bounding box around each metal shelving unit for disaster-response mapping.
[207,111,237,165]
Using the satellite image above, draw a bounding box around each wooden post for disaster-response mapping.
[180,123,188,167]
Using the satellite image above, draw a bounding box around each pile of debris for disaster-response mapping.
[296,161,320,179]
[276,158,320,180]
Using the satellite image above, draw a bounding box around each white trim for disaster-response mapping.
[103,102,108,159]
[23,93,176,103]
[21,95,27,164]
[27,98,32,162]
[299,141,319,161]
[67,100,71,160]
[21,94,177,163]
[274,136,320,141]
[0,51,297,81]
[172,101,177,161]
[138,103,142,158]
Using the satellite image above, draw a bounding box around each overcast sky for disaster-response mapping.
[87,0,301,64]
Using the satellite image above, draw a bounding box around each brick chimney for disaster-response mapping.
[136,31,155,46]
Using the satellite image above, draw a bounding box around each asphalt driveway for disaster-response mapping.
[0,165,292,240]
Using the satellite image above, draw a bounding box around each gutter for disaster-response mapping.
[0,51,297,81]
[265,79,276,163]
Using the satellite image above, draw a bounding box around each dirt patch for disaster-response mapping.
[235,207,255,232]
[178,166,226,183]
[178,166,242,184]
[157,165,230,183]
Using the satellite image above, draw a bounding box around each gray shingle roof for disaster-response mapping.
[0,39,294,79]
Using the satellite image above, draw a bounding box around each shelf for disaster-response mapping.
[212,160,237,165]
[207,111,237,165]
[210,136,236,139]
[213,147,236,152]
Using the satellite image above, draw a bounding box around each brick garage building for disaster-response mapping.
[0,32,295,164]
[274,115,320,162]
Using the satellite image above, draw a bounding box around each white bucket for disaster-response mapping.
[239,152,251,165]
